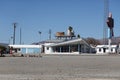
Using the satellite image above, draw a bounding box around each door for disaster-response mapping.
[103,48,106,53]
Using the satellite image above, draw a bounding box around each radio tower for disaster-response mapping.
[103,0,109,45]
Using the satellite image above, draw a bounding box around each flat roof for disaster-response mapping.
[96,45,117,48]
[46,38,90,47]
[9,45,41,48]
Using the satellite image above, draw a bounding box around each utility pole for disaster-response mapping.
[20,27,22,44]
[38,31,42,42]
[10,36,13,44]
[13,23,17,45]
[49,29,51,40]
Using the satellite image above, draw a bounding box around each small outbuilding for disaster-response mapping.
[9,45,42,54]
[96,45,117,54]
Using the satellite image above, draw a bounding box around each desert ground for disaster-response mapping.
[0,55,120,80]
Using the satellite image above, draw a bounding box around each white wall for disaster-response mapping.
[45,46,53,54]
[96,48,116,54]
[44,43,54,54]
[9,45,42,54]
[96,48,107,54]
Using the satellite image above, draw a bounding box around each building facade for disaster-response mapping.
[9,38,94,55]
[44,38,94,54]
[9,45,41,54]
[96,45,117,54]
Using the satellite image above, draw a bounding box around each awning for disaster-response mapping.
[46,38,90,47]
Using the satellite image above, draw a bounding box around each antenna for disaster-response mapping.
[103,0,109,45]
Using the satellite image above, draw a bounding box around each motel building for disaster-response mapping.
[44,38,94,54]
[9,38,94,55]
[8,28,95,55]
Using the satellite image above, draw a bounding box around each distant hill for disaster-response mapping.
[98,36,120,45]
[32,36,120,46]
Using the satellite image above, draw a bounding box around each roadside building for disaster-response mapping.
[8,27,95,55]
[96,45,118,54]
[9,38,94,55]
[43,38,94,54]
[9,45,41,54]
[0,43,9,54]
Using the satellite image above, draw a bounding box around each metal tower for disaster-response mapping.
[103,0,109,45]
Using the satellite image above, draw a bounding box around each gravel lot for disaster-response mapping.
[0,55,120,80]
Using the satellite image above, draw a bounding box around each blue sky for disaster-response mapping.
[0,0,120,44]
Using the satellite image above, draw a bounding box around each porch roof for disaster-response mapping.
[46,38,90,47]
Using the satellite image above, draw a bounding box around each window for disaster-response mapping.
[47,47,49,50]
[21,48,26,53]
[99,48,101,52]
[111,48,113,52]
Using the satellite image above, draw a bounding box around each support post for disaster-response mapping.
[69,45,71,53]
[78,44,81,54]
[108,38,111,53]
[60,47,61,53]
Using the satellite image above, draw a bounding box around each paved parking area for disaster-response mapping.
[0,55,120,80]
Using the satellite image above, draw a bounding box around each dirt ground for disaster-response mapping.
[0,55,120,80]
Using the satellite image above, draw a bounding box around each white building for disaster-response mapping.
[96,45,117,54]
[9,38,94,55]
[9,45,42,54]
[44,38,94,54]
